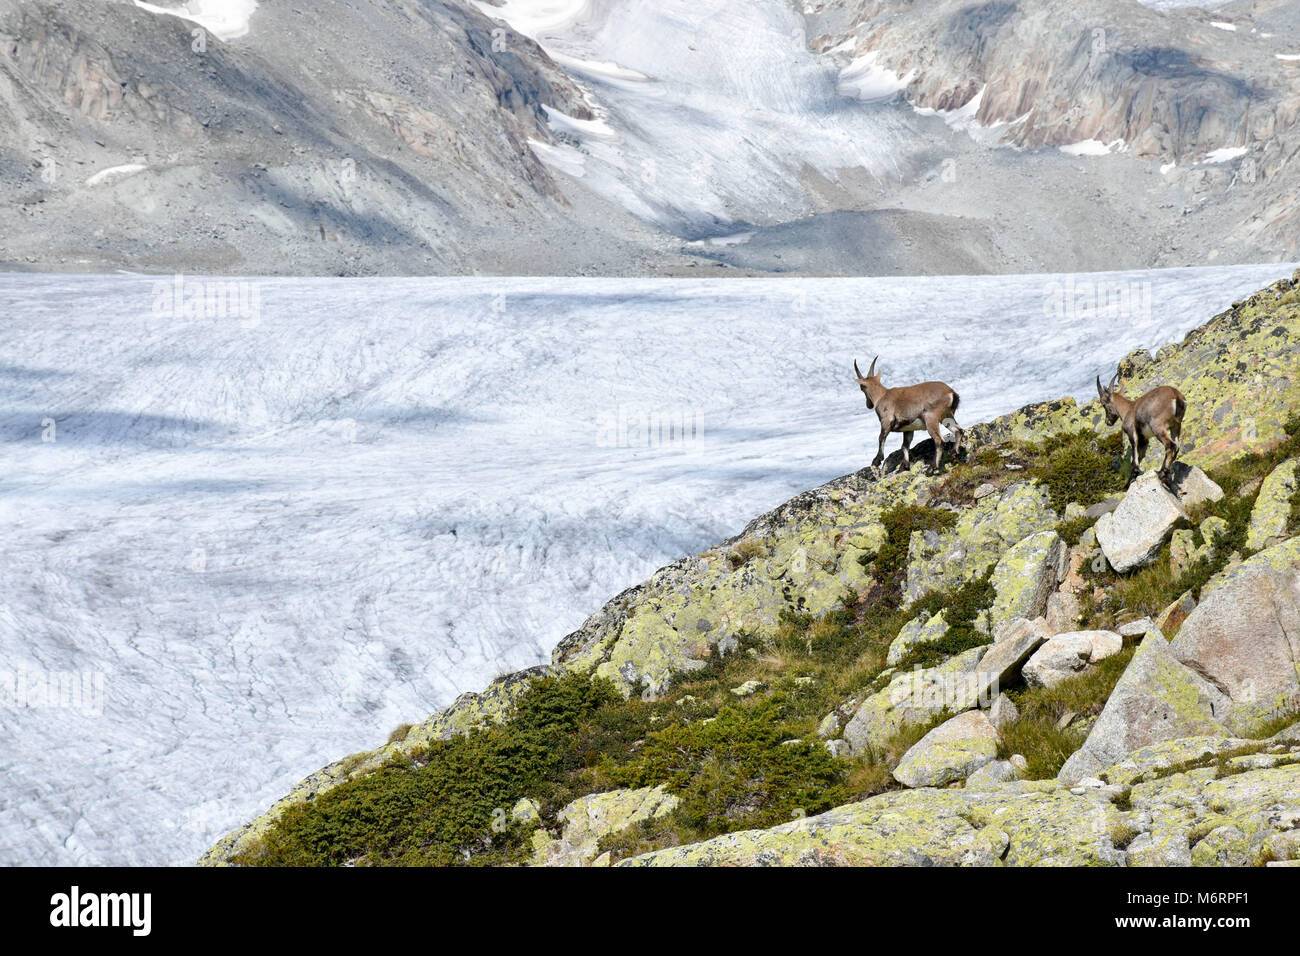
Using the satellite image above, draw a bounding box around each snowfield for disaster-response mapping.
[0,264,1292,865]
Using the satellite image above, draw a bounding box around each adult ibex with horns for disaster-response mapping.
[853,356,964,474]
[1096,372,1186,486]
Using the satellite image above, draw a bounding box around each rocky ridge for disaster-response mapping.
[203,269,1300,866]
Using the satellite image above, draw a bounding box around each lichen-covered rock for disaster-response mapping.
[1165,462,1224,510]
[987,531,1064,633]
[1095,473,1187,572]
[842,647,989,756]
[903,482,1057,602]
[886,609,948,667]
[1169,554,1300,736]
[1058,632,1230,784]
[964,759,1024,789]
[987,692,1019,731]
[1096,736,1258,787]
[533,786,679,867]
[1245,459,1298,552]
[512,797,542,826]
[1022,630,1123,689]
[623,776,1127,867]
[974,617,1050,696]
[1044,591,1081,634]
[1155,590,1197,637]
[893,710,1001,788]
[1130,764,1300,868]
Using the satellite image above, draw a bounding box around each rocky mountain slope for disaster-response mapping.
[2,0,1297,275]
[805,0,1300,265]
[0,0,688,275]
[203,268,1300,866]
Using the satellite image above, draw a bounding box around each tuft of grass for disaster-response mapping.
[728,537,768,568]
[997,646,1136,779]
[387,723,413,745]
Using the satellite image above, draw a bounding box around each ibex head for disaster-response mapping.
[1096,372,1122,426]
[854,356,881,409]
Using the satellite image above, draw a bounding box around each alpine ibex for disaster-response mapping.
[854,356,964,473]
[1096,372,1186,485]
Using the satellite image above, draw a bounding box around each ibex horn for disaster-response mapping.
[867,355,878,378]
[1096,375,1105,397]
[854,359,864,379]
[1108,371,1120,391]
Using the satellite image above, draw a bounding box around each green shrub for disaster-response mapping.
[605,695,849,841]
[1027,429,1127,512]
[234,672,623,866]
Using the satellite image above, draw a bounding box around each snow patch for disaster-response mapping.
[131,1,258,41]
[528,138,587,177]
[1209,21,1237,31]
[85,164,148,187]
[1060,139,1124,157]
[1202,147,1248,164]
[837,50,914,102]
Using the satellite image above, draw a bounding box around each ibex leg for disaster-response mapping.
[900,430,914,469]
[924,415,946,473]
[872,425,889,470]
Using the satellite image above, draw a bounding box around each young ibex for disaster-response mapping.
[854,356,964,473]
[1096,372,1186,485]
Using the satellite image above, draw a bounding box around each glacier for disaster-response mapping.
[0,263,1293,865]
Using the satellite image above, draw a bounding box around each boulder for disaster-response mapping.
[1169,528,1199,577]
[1117,617,1156,638]
[533,786,679,866]
[987,692,1020,731]
[965,759,1024,789]
[1044,591,1081,633]
[1169,558,1300,735]
[842,647,989,755]
[1022,630,1123,689]
[973,617,1051,697]
[1245,459,1298,552]
[893,710,1001,788]
[903,482,1057,603]
[988,531,1065,633]
[886,610,949,667]
[1095,473,1187,572]
[1165,462,1224,510]
[1154,590,1196,636]
[1058,632,1230,783]
[1085,498,1122,520]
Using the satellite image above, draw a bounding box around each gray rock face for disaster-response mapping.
[893,710,1000,788]
[1166,462,1224,510]
[988,531,1065,633]
[1058,632,1230,784]
[1022,631,1123,689]
[886,610,949,667]
[974,617,1051,698]
[843,647,989,756]
[1095,473,1187,572]
[1044,591,1081,634]
[1245,460,1298,552]
[1170,560,1300,736]
[964,758,1024,790]
[987,692,1020,731]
